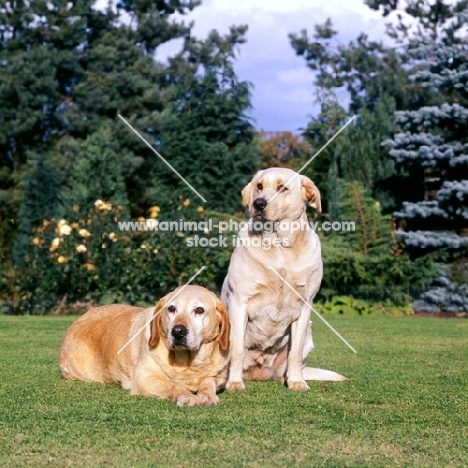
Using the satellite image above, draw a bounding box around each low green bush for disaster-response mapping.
[314,295,413,316]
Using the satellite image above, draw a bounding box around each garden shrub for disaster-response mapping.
[1,200,234,315]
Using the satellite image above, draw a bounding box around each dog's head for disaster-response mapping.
[149,286,230,352]
[242,168,321,222]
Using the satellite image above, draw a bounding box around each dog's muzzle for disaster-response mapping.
[253,197,268,212]
[171,324,188,346]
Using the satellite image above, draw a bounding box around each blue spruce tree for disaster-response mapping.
[384,41,468,313]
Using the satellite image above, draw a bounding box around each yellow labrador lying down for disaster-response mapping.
[222,167,347,391]
[59,286,230,407]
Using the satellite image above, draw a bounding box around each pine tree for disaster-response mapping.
[301,91,347,214]
[289,19,416,114]
[289,1,466,114]
[0,0,88,251]
[0,0,202,243]
[384,41,468,312]
[13,153,63,265]
[328,94,397,216]
[153,27,259,215]
[365,0,468,45]
[74,128,130,217]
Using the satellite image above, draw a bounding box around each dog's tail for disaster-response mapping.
[302,366,348,381]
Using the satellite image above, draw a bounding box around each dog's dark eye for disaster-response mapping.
[168,305,176,313]
[195,307,205,314]
[257,183,263,190]
[277,185,288,192]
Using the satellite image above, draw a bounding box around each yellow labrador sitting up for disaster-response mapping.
[59,286,230,407]
[222,167,347,392]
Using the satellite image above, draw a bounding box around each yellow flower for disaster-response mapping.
[183,198,190,207]
[108,232,117,242]
[95,200,112,211]
[49,238,61,251]
[58,255,67,263]
[58,224,72,236]
[138,216,145,222]
[149,205,160,219]
[43,219,50,227]
[117,205,124,211]
[153,248,159,254]
[101,243,107,249]
[85,263,96,271]
[140,242,149,249]
[196,206,204,213]
[71,222,79,229]
[76,244,87,253]
[32,237,41,245]
[175,231,185,238]
[57,219,68,228]
[79,229,91,238]
[73,205,80,212]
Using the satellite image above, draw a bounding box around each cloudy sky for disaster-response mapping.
[99,0,391,132]
[155,0,390,132]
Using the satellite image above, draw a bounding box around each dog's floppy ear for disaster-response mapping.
[216,299,230,352]
[300,175,321,213]
[241,182,253,207]
[149,295,168,348]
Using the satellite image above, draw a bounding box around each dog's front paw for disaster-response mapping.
[226,380,246,391]
[287,380,310,391]
[198,393,220,406]
[176,394,202,407]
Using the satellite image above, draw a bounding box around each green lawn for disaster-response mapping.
[0,315,467,467]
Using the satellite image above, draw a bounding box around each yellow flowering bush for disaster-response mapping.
[7,199,236,314]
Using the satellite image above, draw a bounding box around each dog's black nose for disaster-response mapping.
[171,325,188,339]
[253,198,268,211]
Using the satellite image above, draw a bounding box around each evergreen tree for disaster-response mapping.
[71,0,199,215]
[365,0,468,45]
[0,0,88,251]
[384,41,468,312]
[289,1,466,114]
[301,91,347,214]
[13,153,63,265]
[328,94,397,216]
[289,19,415,114]
[74,128,130,216]
[0,0,201,242]
[153,27,259,215]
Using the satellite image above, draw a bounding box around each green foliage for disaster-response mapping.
[301,91,347,213]
[289,21,416,114]
[74,128,130,217]
[12,153,64,266]
[2,202,235,315]
[365,0,468,45]
[319,181,434,304]
[314,296,413,316]
[329,94,397,213]
[154,27,259,215]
